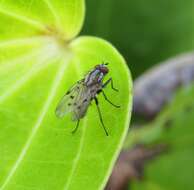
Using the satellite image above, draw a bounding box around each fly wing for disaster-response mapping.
[71,87,92,121]
[55,80,85,118]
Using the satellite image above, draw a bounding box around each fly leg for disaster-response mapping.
[101,90,120,108]
[99,77,120,107]
[103,77,118,92]
[94,97,109,136]
[72,120,80,134]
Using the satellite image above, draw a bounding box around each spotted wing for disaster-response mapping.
[55,80,85,118]
[71,86,92,121]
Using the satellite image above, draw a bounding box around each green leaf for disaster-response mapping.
[0,1,132,189]
[129,86,194,190]
[0,0,85,41]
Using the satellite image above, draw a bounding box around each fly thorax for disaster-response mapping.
[85,69,104,86]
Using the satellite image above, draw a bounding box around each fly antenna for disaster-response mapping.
[102,61,109,65]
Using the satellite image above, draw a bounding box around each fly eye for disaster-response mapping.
[100,67,108,74]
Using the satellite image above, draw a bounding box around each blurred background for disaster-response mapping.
[82,0,194,189]
[82,0,194,77]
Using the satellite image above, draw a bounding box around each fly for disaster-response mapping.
[55,63,120,136]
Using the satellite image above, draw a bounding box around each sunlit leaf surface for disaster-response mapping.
[0,1,132,189]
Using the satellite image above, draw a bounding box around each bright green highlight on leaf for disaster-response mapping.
[0,0,132,190]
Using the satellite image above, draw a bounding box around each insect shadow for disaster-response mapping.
[55,63,120,136]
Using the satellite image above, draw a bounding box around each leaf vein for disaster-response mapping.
[63,59,87,190]
[0,36,50,48]
[42,0,62,30]
[0,53,54,102]
[0,57,71,189]
[0,6,46,31]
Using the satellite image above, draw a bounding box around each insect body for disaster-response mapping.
[55,63,120,136]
